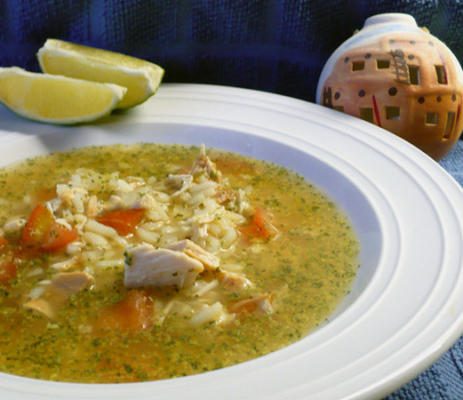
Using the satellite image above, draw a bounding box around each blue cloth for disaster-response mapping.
[1,1,463,398]
[2,0,463,103]
[440,140,463,187]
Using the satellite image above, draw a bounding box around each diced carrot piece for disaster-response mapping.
[0,237,7,248]
[21,203,78,252]
[98,290,153,332]
[96,208,145,236]
[240,207,277,240]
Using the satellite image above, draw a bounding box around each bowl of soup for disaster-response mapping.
[0,84,462,399]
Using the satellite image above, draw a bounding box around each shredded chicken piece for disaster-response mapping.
[229,294,274,316]
[124,244,204,288]
[214,187,239,210]
[214,187,249,214]
[168,174,193,197]
[189,144,222,182]
[24,271,94,319]
[166,239,220,270]
[218,270,252,291]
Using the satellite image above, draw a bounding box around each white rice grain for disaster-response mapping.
[206,236,221,252]
[29,286,46,299]
[136,228,160,245]
[50,258,76,271]
[189,302,225,326]
[66,241,84,256]
[146,206,169,222]
[85,219,118,238]
[221,228,237,248]
[112,235,128,248]
[115,179,133,193]
[94,259,124,269]
[82,249,104,263]
[71,214,88,232]
[188,192,206,206]
[83,231,109,248]
[151,191,170,203]
[192,280,219,297]
[226,211,246,224]
[140,221,164,232]
[207,222,222,237]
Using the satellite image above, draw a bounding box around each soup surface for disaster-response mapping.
[0,144,358,383]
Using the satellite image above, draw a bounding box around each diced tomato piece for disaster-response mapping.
[240,207,277,240]
[40,224,78,253]
[21,203,54,247]
[96,208,145,236]
[21,203,78,252]
[98,290,153,332]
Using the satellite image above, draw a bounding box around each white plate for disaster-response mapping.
[0,84,462,400]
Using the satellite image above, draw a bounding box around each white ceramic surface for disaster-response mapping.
[0,84,462,400]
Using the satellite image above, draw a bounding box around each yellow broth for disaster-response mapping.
[0,144,359,382]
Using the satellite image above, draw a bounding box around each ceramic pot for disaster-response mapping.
[316,13,463,160]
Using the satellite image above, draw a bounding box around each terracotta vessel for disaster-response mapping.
[316,13,463,160]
